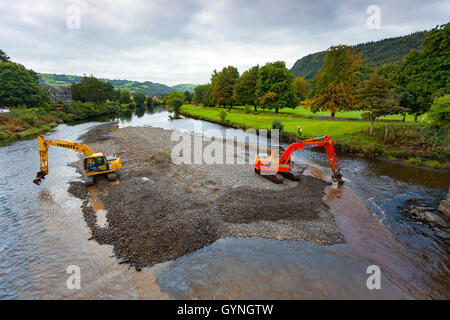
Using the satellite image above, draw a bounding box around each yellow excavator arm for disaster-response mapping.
[34,135,95,185]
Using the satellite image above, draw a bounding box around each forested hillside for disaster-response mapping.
[39,73,198,96]
[291,31,428,80]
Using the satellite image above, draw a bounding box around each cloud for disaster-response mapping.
[1,0,448,85]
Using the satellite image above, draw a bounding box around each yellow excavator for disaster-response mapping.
[33,135,121,186]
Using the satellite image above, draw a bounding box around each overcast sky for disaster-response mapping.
[1,0,448,85]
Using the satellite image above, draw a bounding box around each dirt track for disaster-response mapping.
[69,123,344,270]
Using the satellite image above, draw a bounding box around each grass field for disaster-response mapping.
[211,105,417,121]
[180,105,410,138]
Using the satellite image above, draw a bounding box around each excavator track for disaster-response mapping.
[255,169,284,184]
[279,171,301,181]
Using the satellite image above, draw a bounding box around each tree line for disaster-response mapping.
[192,61,302,113]
[191,23,449,132]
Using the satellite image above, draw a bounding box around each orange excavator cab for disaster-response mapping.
[254,136,343,186]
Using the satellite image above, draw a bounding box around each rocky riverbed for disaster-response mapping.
[68,123,345,270]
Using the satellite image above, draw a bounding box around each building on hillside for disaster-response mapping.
[46,86,73,104]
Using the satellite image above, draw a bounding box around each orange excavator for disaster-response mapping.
[254,136,344,186]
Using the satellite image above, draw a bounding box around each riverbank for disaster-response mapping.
[68,123,344,270]
[0,102,125,146]
[179,105,450,170]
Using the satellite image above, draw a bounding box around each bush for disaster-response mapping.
[220,110,227,122]
[428,94,450,126]
[271,118,284,133]
[244,105,251,113]
[0,131,8,141]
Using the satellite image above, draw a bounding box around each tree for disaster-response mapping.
[166,91,185,112]
[134,92,146,108]
[0,62,50,108]
[358,74,404,136]
[256,61,299,113]
[212,66,239,108]
[104,82,119,101]
[70,75,117,103]
[312,45,364,117]
[233,65,259,111]
[394,23,450,121]
[146,96,154,108]
[428,94,450,126]
[193,84,210,105]
[293,76,310,102]
[119,90,131,104]
[184,90,192,104]
[0,49,10,62]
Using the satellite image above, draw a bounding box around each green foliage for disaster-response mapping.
[293,76,310,101]
[134,92,146,108]
[372,123,449,163]
[0,62,50,108]
[256,61,299,113]
[146,96,155,108]
[184,90,192,103]
[119,90,131,104]
[233,65,259,110]
[358,74,405,135]
[166,91,185,112]
[291,31,428,80]
[70,75,118,103]
[65,101,121,120]
[219,110,227,122]
[428,94,450,126]
[0,49,10,62]
[271,118,285,133]
[312,45,363,116]
[193,84,210,105]
[394,24,450,118]
[212,66,240,107]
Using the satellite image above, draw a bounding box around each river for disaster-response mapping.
[0,107,448,299]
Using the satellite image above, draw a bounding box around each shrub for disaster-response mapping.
[244,105,251,113]
[220,110,227,122]
[0,131,9,141]
[428,94,450,126]
[271,118,284,133]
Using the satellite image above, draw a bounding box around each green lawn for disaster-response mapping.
[180,105,407,138]
[222,105,415,121]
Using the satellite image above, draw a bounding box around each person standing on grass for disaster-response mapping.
[297,125,303,137]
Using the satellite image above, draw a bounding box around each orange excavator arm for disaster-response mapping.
[277,136,343,185]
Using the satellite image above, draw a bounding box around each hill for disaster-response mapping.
[172,84,199,92]
[39,73,198,96]
[290,31,428,80]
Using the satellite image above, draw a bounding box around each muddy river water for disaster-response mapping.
[0,108,448,299]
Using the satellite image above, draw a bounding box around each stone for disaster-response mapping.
[437,199,450,218]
